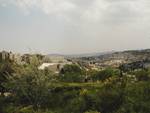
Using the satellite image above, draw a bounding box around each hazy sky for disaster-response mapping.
[0,0,150,54]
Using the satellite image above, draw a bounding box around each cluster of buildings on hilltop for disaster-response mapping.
[0,51,43,64]
[72,51,150,72]
[0,51,16,62]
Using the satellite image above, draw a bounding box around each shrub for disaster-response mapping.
[91,68,119,82]
[60,64,84,82]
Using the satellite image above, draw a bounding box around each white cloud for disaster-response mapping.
[1,0,150,23]
[10,0,76,15]
[82,0,109,22]
[81,0,150,23]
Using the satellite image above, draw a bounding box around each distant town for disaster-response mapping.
[1,49,150,74]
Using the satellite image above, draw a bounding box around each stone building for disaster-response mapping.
[38,62,72,73]
[0,51,15,61]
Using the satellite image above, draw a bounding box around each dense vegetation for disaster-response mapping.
[1,58,150,113]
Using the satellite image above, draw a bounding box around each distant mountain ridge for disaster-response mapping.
[47,49,150,58]
[47,51,115,58]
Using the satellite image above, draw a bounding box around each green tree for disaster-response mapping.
[0,61,14,95]
[135,70,150,81]
[60,64,84,82]
[91,68,119,82]
[6,66,53,109]
[118,81,150,113]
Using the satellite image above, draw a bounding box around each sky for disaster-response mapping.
[0,0,150,54]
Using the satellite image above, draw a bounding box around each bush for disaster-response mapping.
[6,67,53,109]
[60,64,84,82]
[135,70,150,81]
[118,81,150,113]
[91,68,119,82]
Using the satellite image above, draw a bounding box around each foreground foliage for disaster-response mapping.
[1,61,150,113]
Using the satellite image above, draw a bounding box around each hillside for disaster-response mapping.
[72,49,150,69]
